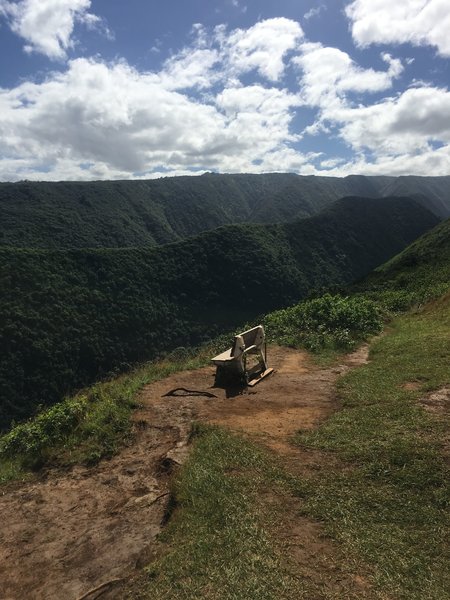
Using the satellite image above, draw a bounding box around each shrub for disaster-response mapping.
[0,398,86,460]
[264,294,382,352]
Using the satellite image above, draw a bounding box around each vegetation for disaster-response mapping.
[0,289,385,481]
[133,426,302,600]
[294,294,450,599]
[130,231,450,599]
[1,173,449,248]
[129,298,449,600]
[1,205,448,598]
[264,293,382,352]
[131,425,363,600]
[1,196,436,429]
[354,216,450,311]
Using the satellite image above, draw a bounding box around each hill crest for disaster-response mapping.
[1,173,449,249]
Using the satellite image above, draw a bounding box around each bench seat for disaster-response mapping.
[211,348,235,363]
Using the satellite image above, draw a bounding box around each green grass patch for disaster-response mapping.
[135,425,312,600]
[295,294,450,599]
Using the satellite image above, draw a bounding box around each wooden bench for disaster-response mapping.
[211,325,273,386]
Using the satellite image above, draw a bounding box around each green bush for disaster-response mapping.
[264,293,382,351]
[0,399,86,460]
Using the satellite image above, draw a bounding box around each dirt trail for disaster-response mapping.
[0,345,370,600]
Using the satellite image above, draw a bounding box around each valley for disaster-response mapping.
[0,193,438,429]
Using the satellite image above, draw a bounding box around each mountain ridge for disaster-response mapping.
[1,173,449,249]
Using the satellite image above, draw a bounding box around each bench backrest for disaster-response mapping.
[231,325,265,357]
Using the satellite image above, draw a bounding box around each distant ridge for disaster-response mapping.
[0,195,438,428]
[1,173,449,248]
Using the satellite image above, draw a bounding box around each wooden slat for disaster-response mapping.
[247,368,274,387]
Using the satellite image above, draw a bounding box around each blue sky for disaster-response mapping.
[0,0,449,181]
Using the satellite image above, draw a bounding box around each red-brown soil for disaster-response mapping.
[0,345,370,600]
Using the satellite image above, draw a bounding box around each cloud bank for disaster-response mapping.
[0,11,449,181]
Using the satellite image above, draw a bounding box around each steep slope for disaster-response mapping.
[355,217,450,297]
[1,173,449,248]
[0,196,438,429]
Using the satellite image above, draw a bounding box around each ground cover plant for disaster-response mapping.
[295,294,450,599]
[132,425,304,600]
[131,425,368,600]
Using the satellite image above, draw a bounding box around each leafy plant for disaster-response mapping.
[264,293,383,351]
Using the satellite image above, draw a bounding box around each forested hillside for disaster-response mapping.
[357,216,450,297]
[0,196,438,429]
[1,173,449,248]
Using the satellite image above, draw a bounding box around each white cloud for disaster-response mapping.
[0,0,107,60]
[336,86,450,154]
[216,84,302,154]
[346,0,450,57]
[160,48,220,90]
[317,144,450,178]
[319,157,345,169]
[0,52,306,180]
[304,5,326,21]
[294,43,402,109]
[217,18,304,81]
[0,59,228,173]
[155,17,303,90]
[298,82,450,176]
[0,19,312,180]
[293,40,450,177]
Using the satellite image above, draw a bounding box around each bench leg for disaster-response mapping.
[214,365,246,387]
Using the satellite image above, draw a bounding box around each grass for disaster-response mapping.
[132,425,300,600]
[131,424,370,600]
[295,294,450,599]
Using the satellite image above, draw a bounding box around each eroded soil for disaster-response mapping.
[0,345,370,600]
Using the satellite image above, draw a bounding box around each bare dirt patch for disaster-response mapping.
[419,386,450,464]
[402,381,423,391]
[0,345,371,600]
[420,386,450,415]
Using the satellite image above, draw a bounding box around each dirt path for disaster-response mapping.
[0,345,369,600]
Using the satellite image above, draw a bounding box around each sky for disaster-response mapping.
[0,0,449,181]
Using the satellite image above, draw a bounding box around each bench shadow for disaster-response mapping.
[212,381,246,399]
